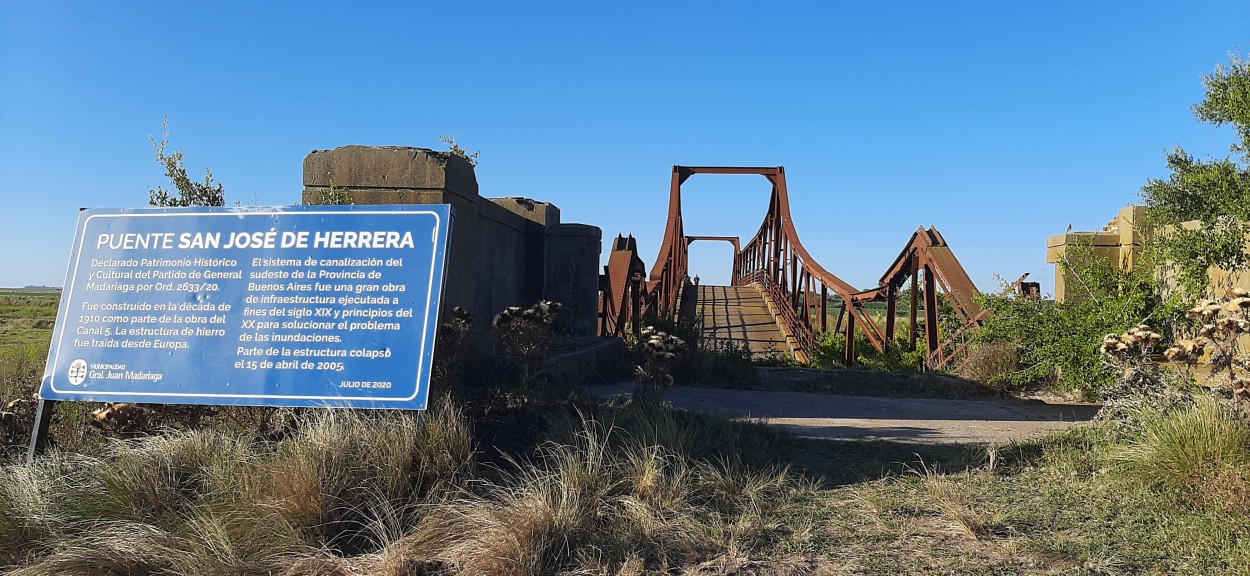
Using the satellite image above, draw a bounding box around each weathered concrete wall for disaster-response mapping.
[303,146,601,335]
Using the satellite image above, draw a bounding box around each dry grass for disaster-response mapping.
[1,401,828,575]
[1,400,476,574]
[398,414,813,575]
[953,340,1023,391]
[4,399,1250,574]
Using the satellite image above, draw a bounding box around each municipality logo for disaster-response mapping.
[67,359,88,385]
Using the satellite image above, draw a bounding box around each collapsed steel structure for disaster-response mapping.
[599,165,1004,369]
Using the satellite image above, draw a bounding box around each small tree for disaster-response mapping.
[148,116,226,207]
[974,239,1176,397]
[1142,52,1250,298]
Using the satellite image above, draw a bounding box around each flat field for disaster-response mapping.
[0,289,57,397]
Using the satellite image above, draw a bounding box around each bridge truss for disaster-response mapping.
[599,165,1009,369]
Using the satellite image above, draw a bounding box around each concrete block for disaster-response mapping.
[301,145,604,337]
[491,197,561,226]
[304,145,478,196]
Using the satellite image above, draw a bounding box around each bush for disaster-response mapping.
[974,240,1182,398]
[1168,289,1250,406]
[685,338,757,383]
[633,314,757,386]
[632,327,686,406]
[811,330,924,372]
[1097,324,1199,421]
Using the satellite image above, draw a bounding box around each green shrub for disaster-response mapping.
[687,339,757,383]
[811,330,924,372]
[974,240,1182,398]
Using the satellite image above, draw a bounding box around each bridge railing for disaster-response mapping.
[741,269,809,351]
[848,226,994,369]
[729,169,886,364]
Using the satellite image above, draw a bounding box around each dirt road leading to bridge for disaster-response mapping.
[586,384,1099,445]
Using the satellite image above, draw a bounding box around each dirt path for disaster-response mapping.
[585,383,1099,445]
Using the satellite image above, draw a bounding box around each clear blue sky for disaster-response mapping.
[2,2,1248,296]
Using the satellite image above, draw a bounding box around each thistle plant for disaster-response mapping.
[632,326,687,406]
[0,394,37,453]
[1101,324,1164,367]
[1169,288,1250,405]
[1099,323,1189,417]
[492,300,562,388]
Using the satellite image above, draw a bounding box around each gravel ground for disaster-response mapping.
[585,383,1100,445]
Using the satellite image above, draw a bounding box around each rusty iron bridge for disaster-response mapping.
[598,165,1036,369]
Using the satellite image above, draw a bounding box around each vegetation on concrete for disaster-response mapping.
[440,134,480,168]
[313,181,355,206]
[147,116,227,208]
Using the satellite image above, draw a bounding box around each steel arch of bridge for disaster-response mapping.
[599,165,1012,369]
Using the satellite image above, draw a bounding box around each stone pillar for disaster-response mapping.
[545,223,602,337]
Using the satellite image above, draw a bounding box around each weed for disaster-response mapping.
[812,330,924,372]
[1170,289,1250,406]
[688,338,757,384]
[631,326,686,405]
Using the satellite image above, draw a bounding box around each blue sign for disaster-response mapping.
[40,205,452,410]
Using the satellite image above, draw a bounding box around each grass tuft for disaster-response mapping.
[1118,396,1250,513]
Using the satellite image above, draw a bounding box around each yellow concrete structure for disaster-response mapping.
[1047,205,1250,301]
[1046,206,1149,302]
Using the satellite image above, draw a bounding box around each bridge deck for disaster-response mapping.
[695,284,796,359]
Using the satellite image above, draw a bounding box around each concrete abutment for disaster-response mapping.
[303,145,601,337]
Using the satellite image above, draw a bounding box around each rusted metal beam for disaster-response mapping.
[678,166,784,176]
[686,236,741,255]
[598,235,649,338]
[909,263,919,351]
[885,284,897,350]
[923,265,940,365]
[844,308,857,366]
[820,284,828,333]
